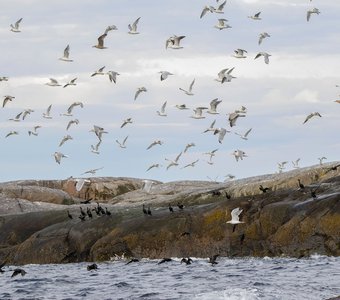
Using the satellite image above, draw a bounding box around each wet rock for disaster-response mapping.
[0,162,339,264]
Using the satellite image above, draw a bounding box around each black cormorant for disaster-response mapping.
[158,258,172,264]
[11,268,26,278]
[208,254,219,265]
[181,257,193,265]
[259,185,269,193]
[87,263,98,271]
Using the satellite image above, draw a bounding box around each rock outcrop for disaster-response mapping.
[0,162,339,264]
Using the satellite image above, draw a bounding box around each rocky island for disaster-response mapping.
[0,162,339,265]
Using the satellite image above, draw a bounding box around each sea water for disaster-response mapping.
[0,255,339,300]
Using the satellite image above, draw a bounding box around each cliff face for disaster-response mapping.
[0,163,339,264]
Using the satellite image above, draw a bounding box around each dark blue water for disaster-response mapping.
[1,255,339,300]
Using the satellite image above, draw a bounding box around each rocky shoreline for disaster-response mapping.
[0,162,339,265]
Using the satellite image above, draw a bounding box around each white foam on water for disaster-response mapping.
[194,288,260,300]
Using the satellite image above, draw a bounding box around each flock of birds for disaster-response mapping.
[1,0,337,182]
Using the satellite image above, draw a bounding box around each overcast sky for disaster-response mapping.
[0,0,339,183]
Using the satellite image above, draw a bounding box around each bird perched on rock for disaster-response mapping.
[168,204,174,213]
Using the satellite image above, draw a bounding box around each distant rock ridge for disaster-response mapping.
[0,162,339,264]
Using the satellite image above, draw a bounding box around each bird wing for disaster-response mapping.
[161,101,167,113]
[217,0,226,11]
[200,6,210,18]
[218,128,227,143]
[15,18,23,28]
[254,53,262,60]
[244,128,252,137]
[175,152,182,162]
[189,79,195,92]
[97,33,107,47]
[132,17,141,29]
[307,10,311,21]
[134,89,141,100]
[64,45,70,58]
[303,114,312,124]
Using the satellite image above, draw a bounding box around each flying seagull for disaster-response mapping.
[184,142,195,153]
[82,167,104,175]
[116,136,129,148]
[292,158,301,169]
[303,112,322,124]
[91,66,106,77]
[63,78,77,88]
[232,150,247,162]
[157,101,167,116]
[202,119,217,133]
[5,131,19,138]
[134,87,147,100]
[0,76,9,82]
[59,135,73,147]
[59,45,73,62]
[191,107,208,119]
[107,71,120,83]
[120,118,133,128]
[8,112,22,122]
[159,71,174,81]
[91,140,102,154]
[258,32,270,45]
[66,119,79,130]
[165,152,182,170]
[175,104,190,110]
[226,207,244,224]
[28,125,42,136]
[214,19,232,30]
[54,152,68,164]
[61,102,84,116]
[215,67,235,83]
[181,159,199,169]
[214,1,227,13]
[204,148,218,160]
[90,125,108,141]
[207,98,222,114]
[307,8,320,22]
[254,52,271,64]
[234,128,252,140]
[146,163,162,171]
[226,207,244,231]
[166,35,185,49]
[179,79,195,95]
[318,157,327,165]
[147,140,163,150]
[10,18,23,32]
[128,17,141,34]
[214,128,229,144]
[200,5,214,18]
[248,12,261,20]
[45,78,61,87]
[93,33,108,49]
[233,49,247,59]
[228,112,245,127]
[3,95,15,107]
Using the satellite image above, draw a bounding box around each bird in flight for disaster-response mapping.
[10,18,23,32]
[303,112,322,124]
[59,45,73,62]
[179,79,195,95]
